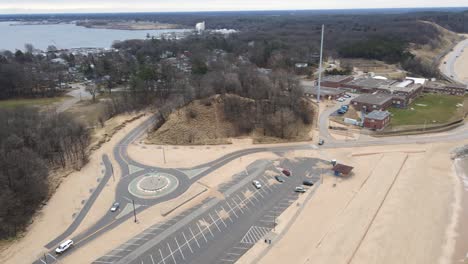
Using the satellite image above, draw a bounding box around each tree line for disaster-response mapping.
[0,108,89,238]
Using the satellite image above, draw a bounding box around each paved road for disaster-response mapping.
[56,84,92,113]
[440,38,468,85]
[34,90,468,264]
[93,158,321,264]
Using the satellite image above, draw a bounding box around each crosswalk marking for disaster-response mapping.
[240,226,272,244]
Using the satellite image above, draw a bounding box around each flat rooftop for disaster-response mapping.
[425,81,467,89]
[365,110,390,120]
[321,75,353,83]
[345,78,397,88]
[303,86,345,96]
[351,94,393,105]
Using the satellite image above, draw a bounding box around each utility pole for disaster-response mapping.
[317,24,325,103]
[162,147,166,164]
[132,199,137,223]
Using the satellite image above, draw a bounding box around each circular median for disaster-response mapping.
[128,172,179,199]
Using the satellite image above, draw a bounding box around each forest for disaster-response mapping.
[0,108,89,238]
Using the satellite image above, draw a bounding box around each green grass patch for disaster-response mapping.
[0,97,68,109]
[389,94,464,126]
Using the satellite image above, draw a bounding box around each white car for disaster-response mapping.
[343,94,351,98]
[110,202,120,212]
[337,97,345,102]
[252,180,262,189]
[55,239,73,254]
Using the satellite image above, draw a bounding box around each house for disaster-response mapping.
[351,94,393,113]
[363,110,391,130]
[424,81,466,96]
[319,75,354,88]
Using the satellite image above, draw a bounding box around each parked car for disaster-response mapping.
[343,94,351,98]
[252,180,262,189]
[303,180,314,186]
[55,239,73,254]
[275,175,285,183]
[110,202,120,212]
[337,97,345,102]
[318,139,325,145]
[282,169,291,176]
[341,105,349,110]
[295,186,306,193]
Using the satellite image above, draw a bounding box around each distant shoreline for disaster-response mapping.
[76,21,185,31]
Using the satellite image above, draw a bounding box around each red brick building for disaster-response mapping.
[319,75,354,88]
[424,81,466,96]
[351,94,393,113]
[363,110,391,130]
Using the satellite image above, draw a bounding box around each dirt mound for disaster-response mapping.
[146,94,313,145]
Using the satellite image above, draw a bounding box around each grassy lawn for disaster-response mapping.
[389,94,464,127]
[0,97,68,109]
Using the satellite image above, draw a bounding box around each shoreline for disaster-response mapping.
[452,158,468,263]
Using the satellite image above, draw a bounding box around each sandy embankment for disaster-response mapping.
[452,158,468,263]
[239,143,461,264]
[0,114,151,264]
[454,46,468,84]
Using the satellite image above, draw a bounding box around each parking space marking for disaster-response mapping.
[209,214,221,232]
[231,198,245,214]
[189,227,201,248]
[113,248,132,252]
[167,243,177,264]
[227,252,241,256]
[255,189,265,198]
[46,254,57,260]
[197,223,208,242]
[150,254,155,264]
[158,248,166,264]
[93,261,114,264]
[204,219,215,237]
[182,232,193,253]
[174,237,185,260]
[220,259,235,262]
[225,203,238,218]
[215,211,228,227]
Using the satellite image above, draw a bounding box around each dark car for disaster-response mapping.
[303,180,314,186]
[275,175,285,183]
[282,169,291,176]
[318,139,325,145]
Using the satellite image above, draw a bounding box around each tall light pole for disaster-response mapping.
[132,199,137,223]
[317,24,325,103]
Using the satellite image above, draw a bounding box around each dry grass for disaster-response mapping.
[147,95,313,145]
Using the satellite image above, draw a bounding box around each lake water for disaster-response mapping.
[0,21,190,52]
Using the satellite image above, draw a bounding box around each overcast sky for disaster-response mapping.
[0,0,466,14]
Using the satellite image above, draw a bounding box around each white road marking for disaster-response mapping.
[189,227,201,248]
[225,203,238,218]
[93,261,114,264]
[113,248,132,252]
[233,246,249,250]
[227,252,241,256]
[150,254,155,264]
[197,223,208,242]
[174,237,185,260]
[233,196,246,213]
[47,254,56,260]
[104,254,122,257]
[220,259,235,262]
[240,226,272,244]
[159,248,166,264]
[215,211,228,227]
[182,232,194,253]
[167,243,177,264]
[39,259,47,264]
[209,213,221,232]
[203,218,215,237]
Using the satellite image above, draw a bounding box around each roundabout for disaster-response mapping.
[128,172,179,199]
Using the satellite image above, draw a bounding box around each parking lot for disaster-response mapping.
[93,158,322,264]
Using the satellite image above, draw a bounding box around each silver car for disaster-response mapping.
[110,202,120,212]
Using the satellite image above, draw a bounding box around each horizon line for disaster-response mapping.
[0,6,467,16]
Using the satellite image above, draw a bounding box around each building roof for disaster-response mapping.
[303,86,345,96]
[351,94,393,105]
[425,81,467,89]
[332,164,354,175]
[365,110,390,120]
[346,78,397,88]
[321,75,353,83]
